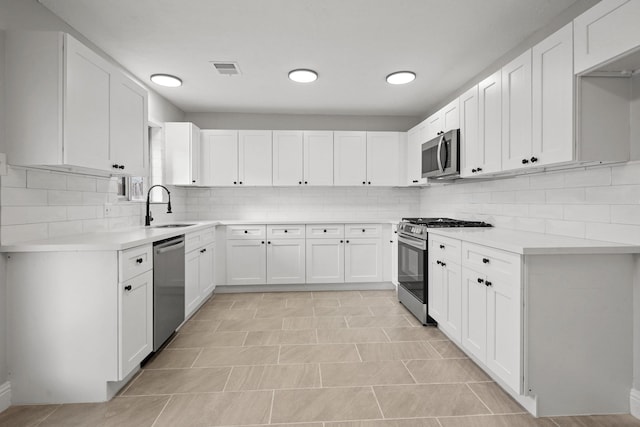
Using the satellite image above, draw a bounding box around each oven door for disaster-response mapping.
[397,233,427,303]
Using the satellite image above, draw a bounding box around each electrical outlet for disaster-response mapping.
[0,153,7,176]
[104,204,113,217]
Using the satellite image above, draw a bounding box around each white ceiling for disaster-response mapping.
[41,0,579,117]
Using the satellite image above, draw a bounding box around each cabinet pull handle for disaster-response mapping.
[440,261,446,267]
[436,260,441,265]
[471,168,477,173]
[119,165,125,170]
[486,281,492,287]
[439,244,445,249]
[477,278,484,284]
[112,164,119,169]
[530,156,538,163]
[412,180,419,183]
[200,248,206,253]
[522,158,529,164]
[136,258,143,264]
[124,285,132,291]
[482,258,490,264]
[477,167,483,172]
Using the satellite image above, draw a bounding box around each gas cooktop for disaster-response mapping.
[401,217,493,228]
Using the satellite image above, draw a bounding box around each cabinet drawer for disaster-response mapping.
[267,224,305,239]
[185,226,215,253]
[227,225,266,240]
[345,223,382,238]
[119,244,153,282]
[429,235,462,264]
[462,242,521,279]
[306,224,345,238]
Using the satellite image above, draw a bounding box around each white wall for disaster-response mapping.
[185,112,419,132]
[0,29,7,389]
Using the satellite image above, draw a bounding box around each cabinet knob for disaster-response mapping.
[239,181,243,184]
[135,258,143,264]
[412,180,419,183]
[482,258,490,264]
[530,156,538,163]
[362,181,366,185]
[522,159,529,164]
[234,181,237,184]
[261,241,265,244]
[486,281,493,287]
[362,229,365,233]
[299,181,302,184]
[244,230,248,233]
[441,261,446,267]
[436,260,441,265]
[390,240,393,243]
[200,248,206,253]
[323,229,327,233]
[471,168,477,173]
[340,240,344,243]
[112,164,119,169]
[119,165,125,170]
[304,181,308,184]
[267,241,271,244]
[439,244,445,249]
[192,180,196,183]
[346,240,350,243]
[284,229,288,233]
[368,181,371,185]
[124,285,132,291]
[477,167,483,172]
[477,278,484,284]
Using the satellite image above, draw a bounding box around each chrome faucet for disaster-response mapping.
[145,185,172,226]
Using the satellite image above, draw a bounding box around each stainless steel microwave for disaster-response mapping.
[421,129,460,179]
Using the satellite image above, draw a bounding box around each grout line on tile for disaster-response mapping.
[370,385,386,419]
[549,417,563,427]
[150,394,173,427]
[435,417,445,427]
[318,363,323,388]
[268,389,275,424]
[221,366,234,392]
[354,343,363,362]
[32,404,61,427]
[276,345,281,364]
[465,383,493,415]
[190,348,205,368]
[401,360,419,384]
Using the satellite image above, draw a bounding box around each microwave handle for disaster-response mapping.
[436,134,445,172]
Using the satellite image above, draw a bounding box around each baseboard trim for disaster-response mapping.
[631,388,640,419]
[215,282,395,293]
[0,381,11,413]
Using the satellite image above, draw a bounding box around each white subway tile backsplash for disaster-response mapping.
[1,206,67,225]
[67,206,99,221]
[528,204,563,219]
[586,222,640,245]
[48,220,84,238]
[611,205,640,225]
[67,176,97,192]
[529,171,565,189]
[26,170,66,190]
[545,188,585,204]
[48,190,83,206]
[544,219,586,238]
[1,187,48,206]
[611,162,640,185]
[563,167,611,188]
[1,167,27,188]
[515,190,546,203]
[563,205,610,223]
[96,178,117,193]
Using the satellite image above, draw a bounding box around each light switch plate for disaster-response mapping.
[0,153,7,176]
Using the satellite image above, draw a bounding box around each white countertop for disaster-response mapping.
[219,219,400,225]
[427,227,640,255]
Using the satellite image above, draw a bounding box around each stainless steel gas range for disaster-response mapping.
[397,217,492,325]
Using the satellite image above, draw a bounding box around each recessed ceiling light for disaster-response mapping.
[386,71,416,85]
[150,74,183,87]
[288,69,318,83]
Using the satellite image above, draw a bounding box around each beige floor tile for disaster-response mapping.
[551,414,640,427]
[193,345,279,366]
[438,414,557,427]
[231,298,287,309]
[283,316,348,330]
[374,384,490,417]
[369,305,413,316]
[359,290,397,298]
[287,298,340,307]
[403,314,425,326]
[279,344,361,364]
[317,328,389,344]
[313,290,363,299]
[201,299,235,309]
[339,297,395,307]
[430,339,467,358]
[244,329,318,345]
[154,391,272,427]
[255,306,312,318]
[384,327,446,341]
[357,342,441,361]
[326,419,440,427]
[193,308,256,321]
[271,387,382,423]
[347,315,414,328]
[320,361,415,387]
[468,382,525,414]
[0,405,59,427]
[216,317,283,331]
[406,359,491,383]
[225,364,321,391]
[168,331,247,348]
[39,396,169,427]
[144,348,202,369]
[263,291,313,299]
[178,319,220,333]
[314,306,373,317]
[122,367,230,395]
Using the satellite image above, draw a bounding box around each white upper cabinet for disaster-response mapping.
[532,23,574,167]
[574,0,640,74]
[407,119,428,186]
[5,32,148,175]
[239,130,273,186]
[165,122,201,185]
[304,131,334,186]
[442,98,460,133]
[334,131,367,185]
[366,132,402,186]
[273,131,304,186]
[501,50,533,172]
[425,112,442,141]
[201,129,239,186]
[460,86,480,178]
[476,70,503,175]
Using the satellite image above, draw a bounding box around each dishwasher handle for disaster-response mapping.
[155,239,185,254]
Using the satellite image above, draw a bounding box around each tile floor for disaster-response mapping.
[2,290,640,427]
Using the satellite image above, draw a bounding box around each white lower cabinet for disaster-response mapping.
[185,227,216,319]
[344,238,382,282]
[461,267,489,362]
[430,257,462,344]
[119,270,153,379]
[306,238,345,283]
[226,239,267,285]
[267,239,305,284]
[185,249,202,317]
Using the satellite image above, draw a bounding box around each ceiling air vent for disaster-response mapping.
[210,61,241,76]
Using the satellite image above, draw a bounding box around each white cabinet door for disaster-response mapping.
[574,0,640,74]
[428,254,445,323]
[304,131,334,186]
[366,132,401,186]
[185,249,202,318]
[461,267,487,362]
[273,131,304,186]
[442,261,462,344]
[460,86,480,177]
[119,270,152,379]
[239,130,272,186]
[486,272,522,393]
[477,70,503,175]
[64,34,112,171]
[226,240,267,285]
[442,98,460,133]
[110,73,148,176]
[501,50,533,172]
[532,23,574,167]
[201,129,239,186]
[199,243,215,297]
[407,120,428,185]
[267,238,305,284]
[306,238,344,283]
[334,131,367,186]
[165,122,201,185]
[391,228,399,285]
[344,238,382,282]
[426,111,443,140]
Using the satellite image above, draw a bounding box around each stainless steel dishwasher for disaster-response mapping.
[153,235,185,351]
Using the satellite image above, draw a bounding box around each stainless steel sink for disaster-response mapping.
[153,224,195,228]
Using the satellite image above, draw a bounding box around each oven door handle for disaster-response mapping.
[398,234,427,250]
